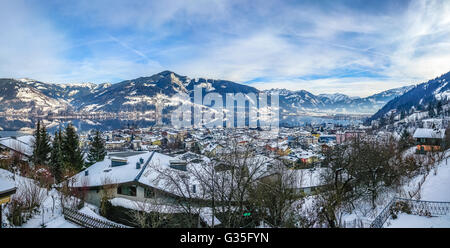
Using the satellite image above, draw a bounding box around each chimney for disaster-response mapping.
[136,162,141,169]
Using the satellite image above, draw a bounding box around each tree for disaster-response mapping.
[399,129,414,151]
[315,143,359,227]
[31,120,41,165]
[39,124,51,164]
[87,130,106,166]
[437,100,443,116]
[62,123,84,172]
[151,138,276,228]
[428,102,435,117]
[444,127,450,150]
[248,167,303,227]
[49,129,64,182]
[31,120,51,165]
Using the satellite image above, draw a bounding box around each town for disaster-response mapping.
[1,110,450,228]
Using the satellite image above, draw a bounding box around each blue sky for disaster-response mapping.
[1,0,450,96]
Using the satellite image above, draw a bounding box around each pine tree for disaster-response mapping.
[62,123,84,172]
[50,129,64,182]
[399,129,413,150]
[31,120,51,165]
[39,124,51,164]
[428,102,435,117]
[437,101,443,116]
[87,130,106,166]
[31,120,42,165]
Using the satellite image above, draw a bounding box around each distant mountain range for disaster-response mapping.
[0,70,415,117]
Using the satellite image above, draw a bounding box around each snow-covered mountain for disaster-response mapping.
[16,78,112,108]
[0,78,71,114]
[74,71,259,113]
[369,71,450,122]
[0,71,414,116]
[267,85,414,115]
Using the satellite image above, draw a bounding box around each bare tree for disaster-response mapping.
[152,137,278,228]
[247,164,304,227]
[315,142,360,228]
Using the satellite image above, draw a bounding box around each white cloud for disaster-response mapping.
[1,0,450,97]
[0,0,68,80]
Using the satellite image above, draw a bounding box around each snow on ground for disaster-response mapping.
[0,168,81,228]
[385,214,450,228]
[420,157,450,201]
[78,205,125,225]
[383,151,450,228]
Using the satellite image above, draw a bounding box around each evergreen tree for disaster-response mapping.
[437,100,443,116]
[62,123,84,171]
[39,124,51,164]
[31,120,51,165]
[49,129,64,182]
[399,129,413,150]
[31,120,42,165]
[428,102,435,117]
[87,130,106,166]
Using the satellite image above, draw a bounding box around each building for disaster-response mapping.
[105,140,126,151]
[336,131,366,144]
[413,128,446,153]
[0,135,33,160]
[68,151,206,207]
[318,135,336,143]
[0,178,16,228]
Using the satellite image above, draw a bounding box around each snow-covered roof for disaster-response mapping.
[0,135,33,156]
[0,178,16,195]
[70,151,155,187]
[413,128,445,139]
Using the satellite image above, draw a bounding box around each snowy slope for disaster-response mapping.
[420,157,450,201]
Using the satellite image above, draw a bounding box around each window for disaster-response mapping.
[117,185,137,197]
[192,184,196,193]
[144,188,155,198]
[129,186,137,196]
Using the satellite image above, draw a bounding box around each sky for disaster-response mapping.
[1,0,450,97]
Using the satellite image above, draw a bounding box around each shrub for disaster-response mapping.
[6,198,27,226]
[390,201,412,219]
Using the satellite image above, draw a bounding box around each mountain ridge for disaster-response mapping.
[0,71,415,116]
[369,71,450,123]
